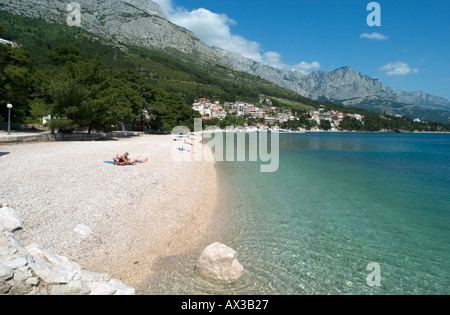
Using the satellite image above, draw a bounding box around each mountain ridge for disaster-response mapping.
[1,0,449,123]
[214,48,450,123]
[1,5,449,132]
[0,0,222,64]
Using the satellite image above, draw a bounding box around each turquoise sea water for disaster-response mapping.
[145,132,450,295]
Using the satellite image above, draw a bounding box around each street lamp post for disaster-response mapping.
[7,104,13,135]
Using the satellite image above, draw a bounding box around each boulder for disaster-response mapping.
[108,278,136,295]
[86,281,117,295]
[47,279,90,295]
[0,219,136,295]
[196,242,244,283]
[80,270,111,283]
[0,207,22,232]
[84,278,136,295]
[26,243,84,284]
[0,264,13,281]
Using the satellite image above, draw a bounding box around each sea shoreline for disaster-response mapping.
[141,131,450,295]
[0,134,221,289]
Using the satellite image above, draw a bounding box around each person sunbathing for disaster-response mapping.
[184,139,194,146]
[130,157,148,165]
[113,153,148,166]
[113,153,129,165]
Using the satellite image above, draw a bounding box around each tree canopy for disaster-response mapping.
[0,44,33,121]
[1,42,199,132]
[1,11,449,132]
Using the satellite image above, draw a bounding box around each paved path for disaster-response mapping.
[0,130,52,143]
[0,130,146,143]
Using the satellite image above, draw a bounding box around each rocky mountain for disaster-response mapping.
[300,67,450,111]
[214,46,308,94]
[2,0,449,123]
[0,0,221,64]
[393,90,450,112]
[215,48,450,123]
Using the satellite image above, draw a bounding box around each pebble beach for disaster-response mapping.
[0,135,218,289]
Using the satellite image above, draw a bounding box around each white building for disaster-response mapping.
[0,38,18,47]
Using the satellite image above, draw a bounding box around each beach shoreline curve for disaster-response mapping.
[0,134,219,289]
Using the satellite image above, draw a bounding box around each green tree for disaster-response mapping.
[85,80,142,132]
[48,78,88,132]
[147,88,200,131]
[28,98,54,124]
[319,119,332,131]
[0,45,33,121]
[44,47,143,132]
[47,44,88,65]
[339,117,363,131]
[362,114,383,131]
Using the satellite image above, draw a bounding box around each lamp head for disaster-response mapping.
[7,104,13,109]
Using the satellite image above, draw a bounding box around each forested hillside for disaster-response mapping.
[0,12,315,132]
[1,12,449,132]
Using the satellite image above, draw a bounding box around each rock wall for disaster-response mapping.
[0,206,134,295]
[0,0,221,64]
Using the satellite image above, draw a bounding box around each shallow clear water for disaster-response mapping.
[144,132,450,295]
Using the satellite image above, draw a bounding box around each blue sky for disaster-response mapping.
[153,0,450,100]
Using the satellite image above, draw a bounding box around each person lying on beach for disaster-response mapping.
[113,153,148,166]
[184,139,194,146]
[131,157,148,164]
[113,153,129,165]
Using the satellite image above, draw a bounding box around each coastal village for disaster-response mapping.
[192,98,364,131]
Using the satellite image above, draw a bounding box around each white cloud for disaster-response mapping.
[152,0,174,15]
[154,1,320,73]
[263,51,285,69]
[380,61,419,76]
[293,61,321,73]
[360,32,389,40]
[165,6,263,62]
[262,52,320,74]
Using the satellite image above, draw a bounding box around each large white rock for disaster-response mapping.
[80,270,111,283]
[196,242,244,282]
[0,264,13,281]
[108,279,136,295]
[1,212,136,295]
[0,207,22,232]
[47,279,90,295]
[86,281,116,295]
[26,243,80,284]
